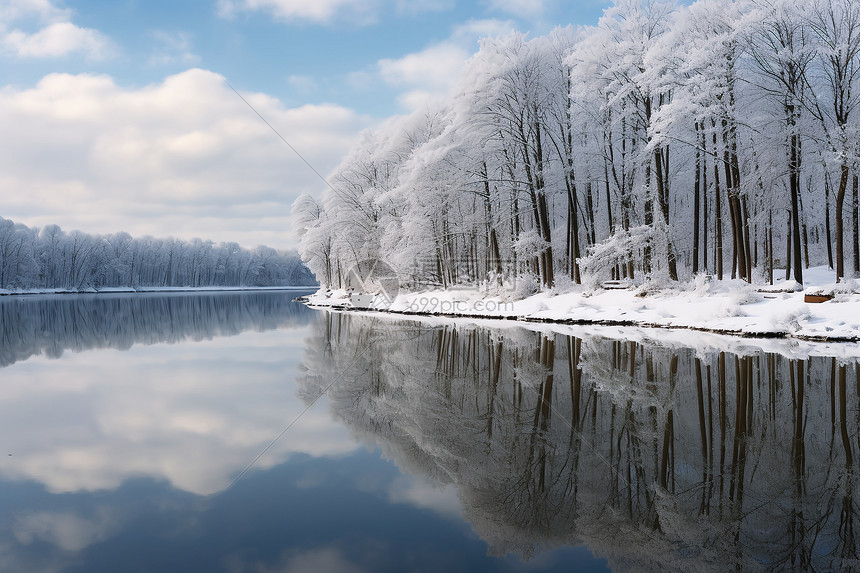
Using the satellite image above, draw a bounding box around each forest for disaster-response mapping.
[294,0,860,292]
[0,216,316,290]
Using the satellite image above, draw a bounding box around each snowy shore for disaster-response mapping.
[304,266,860,345]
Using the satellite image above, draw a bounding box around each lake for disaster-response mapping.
[0,291,857,572]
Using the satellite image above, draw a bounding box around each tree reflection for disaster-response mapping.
[299,313,860,571]
[0,291,315,368]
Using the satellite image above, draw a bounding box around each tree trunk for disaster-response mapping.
[853,173,859,276]
[786,211,792,281]
[482,162,503,284]
[654,147,678,280]
[825,171,834,269]
[702,126,709,273]
[693,122,702,275]
[742,197,753,281]
[768,211,774,285]
[565,154,581,283]
[723,121,748,282]
[568,193,581,283]
[712,126,724,280]
[789,130,803,285]
[836,163,849,281]
[586,181,596,246]
[732,131,752,281]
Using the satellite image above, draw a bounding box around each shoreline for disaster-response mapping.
[302,265,860,347]
[306,302,858,343]
[304,299,860,363]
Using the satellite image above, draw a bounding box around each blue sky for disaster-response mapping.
[0,0,612,249]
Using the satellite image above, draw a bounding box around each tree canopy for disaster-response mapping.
[295,0,860,290]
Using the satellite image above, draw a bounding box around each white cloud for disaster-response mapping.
[147,30,200,67]
[0,0,114,59]
[379,43,467,88]
[0,69,371,249]
[374,18,516,111]
[217,0,380,24]
[0,0,69,24]
[2,21,110,58]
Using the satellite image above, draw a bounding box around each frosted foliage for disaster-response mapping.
[299,313,860,571]
[0,216,315,290]
[293,0,860,293]
[579,225,654,287]
[512,230,549,259]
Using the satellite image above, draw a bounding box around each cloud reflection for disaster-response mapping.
[259,548,365,573]
[387,475,462,519]
[14,509,118,552]
[0,293,358,496]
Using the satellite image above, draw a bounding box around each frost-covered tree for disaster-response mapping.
[294,0,860,291]
[806,0,860,280]
[745,0,817,284]
[0,216,314,290]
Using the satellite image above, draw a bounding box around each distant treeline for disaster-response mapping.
[0,216,317,290]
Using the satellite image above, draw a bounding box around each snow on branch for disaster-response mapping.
[578,225,654,289]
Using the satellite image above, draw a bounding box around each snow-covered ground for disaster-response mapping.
[305,266,860,344]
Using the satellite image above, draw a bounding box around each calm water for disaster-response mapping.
[0,292,858,571]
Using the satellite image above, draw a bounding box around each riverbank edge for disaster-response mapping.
[301,264,860,345]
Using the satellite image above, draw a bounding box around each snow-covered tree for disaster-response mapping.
[294,0,860,291]
[0,216,314,290]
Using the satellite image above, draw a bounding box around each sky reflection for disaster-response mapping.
[0,293,609,572]
[1,451,603,573]
[0,321,355,495]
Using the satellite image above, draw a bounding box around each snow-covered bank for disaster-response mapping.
[305,266,860,344]
[0,286,317,297]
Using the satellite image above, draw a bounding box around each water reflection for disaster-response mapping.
[0,290,316,369]
[300,312,860,571]
[0,290,358,497]
[0,293,605,572]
